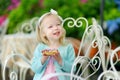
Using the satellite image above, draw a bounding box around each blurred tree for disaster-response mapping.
[42,0,103,39]
[4,0,120,43]
[7,0,40,33]
[103,0,120,45]
[0,0,11,15]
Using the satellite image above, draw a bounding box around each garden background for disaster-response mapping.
[0,0,120,46]
[0,0,120,79]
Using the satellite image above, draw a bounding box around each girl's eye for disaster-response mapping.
[48,26,53,28]
[56,23,61,26]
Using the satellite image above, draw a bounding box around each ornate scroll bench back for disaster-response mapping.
[41,17,112,80]
[2,17,39,80]
[2,17,113,80]
[98,46,120,80]
[0,18,8,56]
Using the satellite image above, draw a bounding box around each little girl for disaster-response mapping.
[31,9,75,80]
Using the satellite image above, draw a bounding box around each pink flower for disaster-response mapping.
[81,0,88,3]
[0,15,7,26]
[7,0,20,11]
[11,0,19,3]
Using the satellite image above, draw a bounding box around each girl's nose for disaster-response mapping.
[54,26,58,30]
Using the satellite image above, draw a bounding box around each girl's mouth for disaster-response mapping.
[53,31,60,36]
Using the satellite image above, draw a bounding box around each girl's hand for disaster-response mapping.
[42,49,49,56]
[52,50,62,66]
[41,49,49,64]
[42,49,58,56]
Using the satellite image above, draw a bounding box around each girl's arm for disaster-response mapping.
[41,56,49,64]
[52,50,62,66]
[31,44,48,73]
[61,44,75,72]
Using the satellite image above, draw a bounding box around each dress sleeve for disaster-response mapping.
[31,44,48,73]
[61,44,76,72]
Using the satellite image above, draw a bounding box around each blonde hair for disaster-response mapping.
[36,10,66,45]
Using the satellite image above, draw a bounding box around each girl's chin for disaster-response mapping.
[53,37,60,40]
[52,36,61,40]
[53,35,61,38]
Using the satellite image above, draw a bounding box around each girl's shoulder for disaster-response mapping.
[62,41,74,49]
[63,39,73,46]
[36,42,47,50]
[34,43,48,55]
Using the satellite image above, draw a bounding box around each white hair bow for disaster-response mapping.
[50,9,58,14]
[38,9,61,27]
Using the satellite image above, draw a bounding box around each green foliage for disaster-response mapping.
[42,0,100,39]
[7,0,40,33]
[0,0,11,15]
[104,8,120,20]
[5,0,120,43]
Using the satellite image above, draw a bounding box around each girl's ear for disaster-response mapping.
[42,32,46,37]
[43,34,45,37]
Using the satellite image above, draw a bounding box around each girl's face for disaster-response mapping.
[41,15,63,42]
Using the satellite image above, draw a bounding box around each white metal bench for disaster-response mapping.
[98,47,120,80]
[1,17,38,80]
[2,17,120,80]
